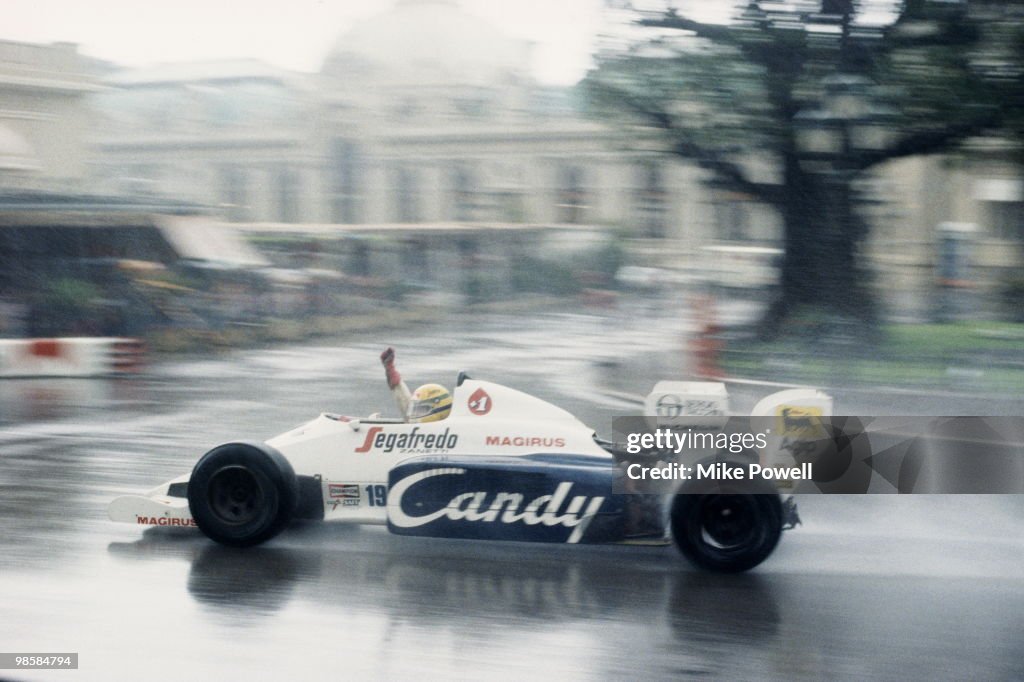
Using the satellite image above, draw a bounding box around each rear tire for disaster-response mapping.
[187,442,299,547]
[670,478,783,573]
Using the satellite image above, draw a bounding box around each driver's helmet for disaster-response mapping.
[408,383,453,423]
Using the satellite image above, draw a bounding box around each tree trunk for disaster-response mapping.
[760,157,877,340]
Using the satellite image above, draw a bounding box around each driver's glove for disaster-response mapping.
[380,347,402,389]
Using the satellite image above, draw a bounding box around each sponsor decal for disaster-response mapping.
[776,405,825,436]
[468,388,492,416]
[354,426,459,454]
[388,467,605,543]
[354,427,382,453]
[656,394,682,417]
[657,394,724,417]
[485,435,566,448]
[328,483,361,507]
[136,515,197,527]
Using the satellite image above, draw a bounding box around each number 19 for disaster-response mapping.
[365,484,387,506]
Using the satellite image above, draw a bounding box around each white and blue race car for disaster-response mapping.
[110,375,825,572]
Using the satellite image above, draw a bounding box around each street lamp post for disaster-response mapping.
[794,73,895,171]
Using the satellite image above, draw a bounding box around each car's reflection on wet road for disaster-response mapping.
[95,523,1022,681]
[1,311,1023,680]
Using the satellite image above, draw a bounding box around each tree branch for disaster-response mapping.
[586,79,780,204]
[884,23,980,50]
[637,8,804,119]
[637,10,739,46]
[667,137,780,204]
[856,109,1002,171]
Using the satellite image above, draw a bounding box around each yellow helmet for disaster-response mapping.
[408,383,452,423]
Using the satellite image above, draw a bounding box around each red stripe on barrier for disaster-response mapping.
[30,339,62,358]
[109,338,145,373]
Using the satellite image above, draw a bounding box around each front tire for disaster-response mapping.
[670,480,783,573]
[187,442,299,547]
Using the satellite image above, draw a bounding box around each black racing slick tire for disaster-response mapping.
[670,478,783,573]
[187,442,299,548]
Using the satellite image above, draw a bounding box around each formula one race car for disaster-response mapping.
[110,374,826,572]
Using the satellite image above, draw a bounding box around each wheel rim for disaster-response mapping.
[207,465,265,525]
[699,495,759,550]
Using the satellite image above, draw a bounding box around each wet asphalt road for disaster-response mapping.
[1,305,1023,681]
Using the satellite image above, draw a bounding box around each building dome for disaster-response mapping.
[323,0,529,85]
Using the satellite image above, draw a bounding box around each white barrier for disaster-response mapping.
[0,338,144,377]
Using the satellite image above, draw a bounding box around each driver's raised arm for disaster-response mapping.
[380,347,412,418]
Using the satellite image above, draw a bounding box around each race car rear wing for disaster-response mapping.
[640,381,834,490]
[643,381,832,422]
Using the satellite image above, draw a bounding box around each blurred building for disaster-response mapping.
[866,148,1023,316]
[0,39,102,191]
[91,58,308,219]
[0,41,271,337]
[92,0,733,244]
[86,0,1022,316]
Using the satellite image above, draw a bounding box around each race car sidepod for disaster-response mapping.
[386,454,651,544]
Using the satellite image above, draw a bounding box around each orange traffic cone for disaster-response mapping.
[690,296,723,379]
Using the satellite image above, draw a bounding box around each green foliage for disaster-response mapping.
[583,1,1011,181]
[44,278,99,307]
[584,41,776,157]
[34,278,102,334]
[581,2,1024,327]
[43,278,101,317]
[885,322,1024,355]
[723,321,1024,392]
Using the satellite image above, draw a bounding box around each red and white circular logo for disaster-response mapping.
[468,387,492,416]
